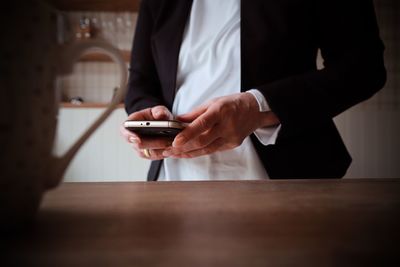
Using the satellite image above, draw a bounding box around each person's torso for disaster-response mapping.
[144,0,351,180]
[147,0,318,110]
[159,0,269,181]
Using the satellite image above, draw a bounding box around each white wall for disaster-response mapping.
[54,107,149,182]
[335,106,400,178]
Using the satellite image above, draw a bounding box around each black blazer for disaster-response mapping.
[125,0,386,181]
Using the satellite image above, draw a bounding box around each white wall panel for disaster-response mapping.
[335,106,400,178]
[54,108,149,182]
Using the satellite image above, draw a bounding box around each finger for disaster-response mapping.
[138,148,167,161]
[151,106,173,120]
[120,125,141,144]
[164,127,220,155]
[136,137,173,150]
[127,108,154,120]
[176,104,208,123]
[173,111,218,147]
[183,126,220,151]
[171,138,225,159]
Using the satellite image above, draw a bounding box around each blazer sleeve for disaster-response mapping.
[125,0,164,115]
[257,0,386,127]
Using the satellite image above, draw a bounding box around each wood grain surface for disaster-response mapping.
[3,179,400,267]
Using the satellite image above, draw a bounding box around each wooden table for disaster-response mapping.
[4,179,400,267]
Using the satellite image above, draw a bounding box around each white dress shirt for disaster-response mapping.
[158,0,280,181]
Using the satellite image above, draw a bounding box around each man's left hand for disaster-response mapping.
[163,92,280,159]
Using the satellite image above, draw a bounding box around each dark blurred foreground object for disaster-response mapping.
[3,180,399,267]
[0,0,127,233]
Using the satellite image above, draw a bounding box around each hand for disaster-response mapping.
[164,93,280,158]
[120,105,174,160]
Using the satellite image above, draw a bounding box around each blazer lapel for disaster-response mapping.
[151,0,193,109]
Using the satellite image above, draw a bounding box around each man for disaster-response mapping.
[121,0,386,181]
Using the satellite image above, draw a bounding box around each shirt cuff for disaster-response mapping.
[246,89,280,146]
[246,89,271,112]
[254,125,281,146]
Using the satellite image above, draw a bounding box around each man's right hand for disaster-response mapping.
[120,105,174,160]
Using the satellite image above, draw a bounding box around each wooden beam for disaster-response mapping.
[79,50,131,62]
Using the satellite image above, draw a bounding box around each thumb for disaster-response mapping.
[151,105,173,120]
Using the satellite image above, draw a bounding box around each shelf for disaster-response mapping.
[46,0,140,12]
[79,50,131,62]
[61,102,125,109]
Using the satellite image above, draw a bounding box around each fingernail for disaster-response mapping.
[173,136,186,147]
[129,137,139,143]
[163,151,172,157]
[155,111,165,118]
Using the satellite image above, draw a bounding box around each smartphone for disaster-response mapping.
[124,120,186,138]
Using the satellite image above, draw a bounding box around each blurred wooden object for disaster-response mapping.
[79,50,131,62]
[5,179,400,267]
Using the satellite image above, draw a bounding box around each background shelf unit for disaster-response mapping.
[48,0,138,105]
